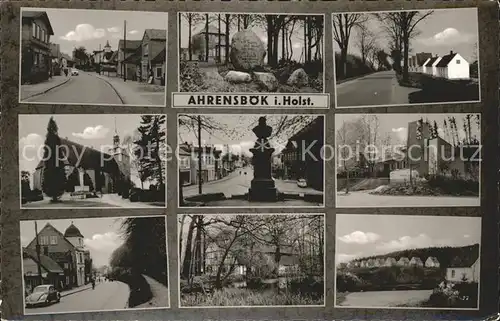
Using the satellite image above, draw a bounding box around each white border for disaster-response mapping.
[18,7,168,108]
[334,113,482,208]
[177,113,326,208]
[175,12,327,100]
[20,215,171,316]
[18,113,168,210]
[177,212,326,309]
[333,214,481,310]
[332,7,481,109]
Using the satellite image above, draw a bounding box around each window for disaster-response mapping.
[32,23,36,38]
[155,67,162,78]
[39,236,49,245]
[41,29,44,42]
[50,236,58,245]
[64,263,69,269]
[456,59,461,64]
[451,269,456,278]
[143,43,149,56]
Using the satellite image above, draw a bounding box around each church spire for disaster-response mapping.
[113,116,120,148]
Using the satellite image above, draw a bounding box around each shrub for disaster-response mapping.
[427,175,479,196]
[179,61,205,92]
[289,276,324,299]
[336,271,364,292]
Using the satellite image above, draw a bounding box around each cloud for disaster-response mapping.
[72,125,110,139]
[84,232,123,266]
[19,133,45,173]
[107,26,121,33]
[129,30,139,35]
[392,127,405,132]
[419,28,474,46]
[338,231,381,244]
[60,24,106,42]
[337,253,362,264]
[376,233,443,252]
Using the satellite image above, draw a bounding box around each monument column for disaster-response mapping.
[248,117,278,202]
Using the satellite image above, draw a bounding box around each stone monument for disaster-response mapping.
[248,117,278,202]
[229,30,266,71]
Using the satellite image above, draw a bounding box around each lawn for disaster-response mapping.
[181,287,324,307]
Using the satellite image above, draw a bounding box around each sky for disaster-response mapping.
[335,214,481,264]
[178,114,319,157]
[20,218,126,267]
[335,113,481,147]
[23,8,168,57]
[19,114,166,187]
[333,8,478,64]
[179,13,323,63]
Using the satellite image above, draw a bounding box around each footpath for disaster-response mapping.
[60,283,94,298]
[88,73,165,106]
[20,76,71,100]
[134,275,169,308]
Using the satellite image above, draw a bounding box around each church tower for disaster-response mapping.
[111,117,131,184]
[104,40,112,53]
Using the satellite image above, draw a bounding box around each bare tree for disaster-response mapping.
[180,13,201,61]
[332,13,367,79]
[376,11,433,81]
[355,21,376,67]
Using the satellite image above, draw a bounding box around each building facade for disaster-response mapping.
[21,11,54,84]
[117,39,142,80]
[141,29,167,83]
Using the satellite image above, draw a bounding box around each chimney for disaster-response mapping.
[450,50,453,55]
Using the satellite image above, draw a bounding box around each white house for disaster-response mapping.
[421,57,432,74]
[425,256,440,268]
[409,257,424,267]
[431,56,442,77]
[446,252,480,283]
[435,51,470,79]
[397,257,410,266]
[423,57,438,76]
[360,260,367,268]
[384,257,397,267]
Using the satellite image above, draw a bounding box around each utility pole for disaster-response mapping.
[123,20,127,82]
[98,44,101,75]
[198,115,203,195]
[34,221,43,286]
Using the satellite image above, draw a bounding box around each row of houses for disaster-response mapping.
[178,143,248,186]
[22,223,92,293]
[345,256,440,269]
[272,116,325,191]
[408,51,471,80]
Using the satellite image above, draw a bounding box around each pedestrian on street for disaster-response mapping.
[63,67,69,77]
[91,278,95,290]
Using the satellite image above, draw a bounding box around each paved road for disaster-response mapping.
[25,281,129,314]
[338,290,432,307]
[336,190,479,207]
[183,166,322,198]
[23,72,123,105]
[336,71,418,107]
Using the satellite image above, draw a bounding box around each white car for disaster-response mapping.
[297,178,307,188]
[71,69,79,76]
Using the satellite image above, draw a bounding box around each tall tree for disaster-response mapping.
[42,117,67,202]
[204,14,210,62]
[134,115,166,189]
[376,11,433,81]
[356,21,376,66]
[332,13,367,78]
[181,13,201,61]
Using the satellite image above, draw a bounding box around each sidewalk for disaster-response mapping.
[134,275,169,308]
[60,283,93,297]
[20,76,71,100]
[88,72,164,106]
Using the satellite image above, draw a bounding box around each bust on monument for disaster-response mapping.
[253,116,272,140]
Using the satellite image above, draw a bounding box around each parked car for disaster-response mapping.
[71,68,79,76]
[297,178,307,188]
[25,285,60,308]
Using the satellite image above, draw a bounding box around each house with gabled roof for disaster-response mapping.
[24,222,92,290]
[446,244,480,283]
[384,257,397,267]
[435,51,470,80]
[141,29,167,84]
[425,256,440,268]
[22,247,64,294]
[409,256,424,267]
[397,257,410,266]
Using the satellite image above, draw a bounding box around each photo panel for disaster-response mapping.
[20,215,170,315]
[335,113,481,208]
[177,114,325,208]
[333,7,480,108]
[19,8,167,107]
[173,12,329,108]
[19,114,167,209]
[335,214,481,310]
[178,213,325,308]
